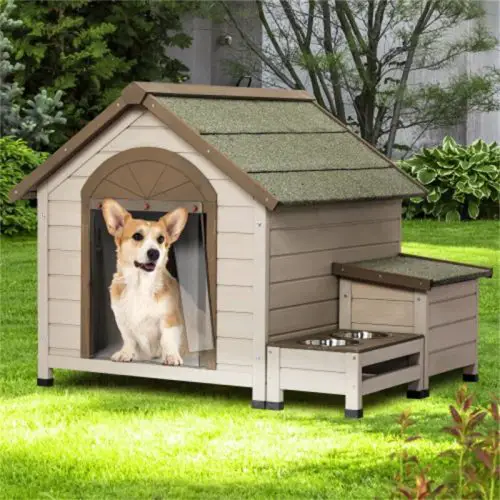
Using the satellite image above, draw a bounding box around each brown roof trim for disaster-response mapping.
[9,97,131,202]
[143,94,279,210]
[121,82,148,105]
[332,260,432,292]
[134,81,313,101]
[311,102,426,197]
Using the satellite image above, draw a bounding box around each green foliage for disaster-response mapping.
[400,137,500,221]
[0,0,66,148]
[391,387,499,499]
[6,0,196,148]
[0,137,48,235]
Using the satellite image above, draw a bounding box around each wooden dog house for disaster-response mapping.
[10,82,492,416]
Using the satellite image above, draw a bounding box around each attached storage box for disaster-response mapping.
[333,254,493,392]
[266,329,425,418]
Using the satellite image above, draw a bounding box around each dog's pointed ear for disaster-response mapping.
[102,199,130,237]
[161,207,188,243]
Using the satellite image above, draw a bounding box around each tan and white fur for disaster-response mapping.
[102,198,188,366]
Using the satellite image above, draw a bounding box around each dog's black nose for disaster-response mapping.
[147,248,160,261]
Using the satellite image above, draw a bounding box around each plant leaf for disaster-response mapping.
[417,168,437,185]
[468,200,480,219]
[445,210,461,222]
[474,449,493,470]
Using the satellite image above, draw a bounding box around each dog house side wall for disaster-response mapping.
[45,109,262,380]
[267,200,402,339]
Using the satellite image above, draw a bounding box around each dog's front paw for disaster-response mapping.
[163,352,183,366]
[111,349,137,362]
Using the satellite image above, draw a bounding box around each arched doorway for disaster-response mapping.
[80,147,217,368]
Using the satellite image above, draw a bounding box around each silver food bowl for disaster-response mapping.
[298,337,360,347]
[336,331,389,340]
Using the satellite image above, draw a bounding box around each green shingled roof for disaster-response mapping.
[349,255,492,287]
[156,95,425,205]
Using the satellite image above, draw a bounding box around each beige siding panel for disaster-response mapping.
[49,355,252,387]
[362,365,421,395]
[270,242,399,283]
[130,113,166,127]
[217,312,253,339]
[48,227,80,251]
[352,299,414,327]
[103,126,194,153]
[218,259,254,286]
[49,348,80,358]
[46,109,143,193]
[216,363,253,375]
[49,275,80,301]
[351,323,414,334]
[361,339,423,367]
[217,233,254,260]
[49,201,81,226]
[270,199,401,229]
[280,368,346,394]
[211,179,254,207]
[269,323,339,341]
[49,177,86,202]
[271,219,400,256]
[280,348,346,372]
[269,300,338,335]
[428,318,477,353]
[429,295,476,328]
[351,282,414,302]
[48,250,80,276]
[49,324,80,350]
[429,281,477,304]
[218,206,254,233]
[217,285,253,313]
[270,275,338,310]
[180,153,227,181]
[216,338,253,366]
[72,152,117,178]
[49,300,80,325]
[428,342,476,376]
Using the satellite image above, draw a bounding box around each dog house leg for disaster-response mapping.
[407,344,429,399]
[345,354,363,418]
[463,285,479,382]
[264,347,284,410]
[37,365,53,387]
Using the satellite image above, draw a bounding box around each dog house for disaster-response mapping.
[10,82,492,417]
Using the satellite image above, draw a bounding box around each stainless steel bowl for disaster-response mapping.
[298,337,359,347]
[336,330,389,340]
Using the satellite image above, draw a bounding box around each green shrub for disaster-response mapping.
[0,136,47,235]
[400,137,500,221]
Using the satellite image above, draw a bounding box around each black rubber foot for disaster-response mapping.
[463,374,479,382]
[266,401,284,411]
[37,378,54,387]
[407,389,429,399]
[251,400,266,409]
[345,409,363,419]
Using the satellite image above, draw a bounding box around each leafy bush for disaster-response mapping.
[400,137,500,222]
[0,137,48,235]
[390,386,499,499]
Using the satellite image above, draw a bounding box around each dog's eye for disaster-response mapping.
[132,232,143,241]
[157,236,165,244]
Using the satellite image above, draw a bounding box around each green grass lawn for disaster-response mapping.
[1,221,498,499]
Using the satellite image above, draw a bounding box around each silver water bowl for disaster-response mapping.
[298,337,360,347]
[336,331,389,340]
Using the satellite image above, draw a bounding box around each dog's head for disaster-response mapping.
[102,199,188,273]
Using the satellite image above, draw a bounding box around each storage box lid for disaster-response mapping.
[332,253,492,291]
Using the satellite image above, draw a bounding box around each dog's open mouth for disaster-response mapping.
[134,261,156,272]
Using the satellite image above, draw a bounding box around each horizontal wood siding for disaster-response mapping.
[216,338,253,366]
[429,295,476,328]
[268,200,401,337]
[429,281,476,304]
[280,348,346,372]
[280,368,346,394]
[351,282,413,302]
[428,342,476,376]
[45,112,258,358]
[428,318,476,353]
[351,299,414,327]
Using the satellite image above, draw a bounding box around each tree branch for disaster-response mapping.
[385,0,437,157]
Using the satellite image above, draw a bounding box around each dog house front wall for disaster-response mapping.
[267,199,402,340]
[41,108,267,387]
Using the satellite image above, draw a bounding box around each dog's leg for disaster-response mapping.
[160,315,183,366]
[111,314,139,362]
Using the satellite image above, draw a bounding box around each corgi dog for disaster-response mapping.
[101,198,188,366]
